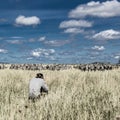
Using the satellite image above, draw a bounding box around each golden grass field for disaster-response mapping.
[0,69,120,120]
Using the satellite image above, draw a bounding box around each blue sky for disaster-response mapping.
[0,0,120,63]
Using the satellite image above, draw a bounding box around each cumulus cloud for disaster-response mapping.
[44,40,70,47]
[38,36,46,42]
[114,56,120,59]
[93,29,120,40]
[45,56,56,61]
[15,15,40,26]
[27,57,33,60]
[69,0,120,18]
[0,49,8,53]
[28,38,36,42]
[31,48,55,57]
[59,20,93,28]
[7,40,23,44]
[64,28,84,34]
[91,45,105,51]
[37,36,71,47]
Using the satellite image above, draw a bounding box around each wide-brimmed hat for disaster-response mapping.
[36,73,44,78]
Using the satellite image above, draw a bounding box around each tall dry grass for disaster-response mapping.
[0,69,120,120]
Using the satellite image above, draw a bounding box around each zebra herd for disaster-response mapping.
[0,62,120,71]
[0,64,6,69]
[9,64,72,71]
[73,62,119,71]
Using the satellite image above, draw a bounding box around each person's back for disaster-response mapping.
[29,73,48,100]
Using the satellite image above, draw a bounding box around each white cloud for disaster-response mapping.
[0,49,8,53]
[114,56,120,59]
[37,36,70,46]
[44,40,70,46]
[27,57,33,60]
[10,36,23,39]
[31,48,55,57]
[45,56,56,61]
[7,40,22,44]
[38,36,46,42]
[69,0,120,18]
[64,28,84,34]
[59,20,93,28]
[15,15,40,26]
[93,29,120,40]
[28,38,36,42]
[91,45,105,51]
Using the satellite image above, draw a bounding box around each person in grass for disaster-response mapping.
[29,73,48,101]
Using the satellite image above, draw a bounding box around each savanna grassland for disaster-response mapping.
[0,69,120,120]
